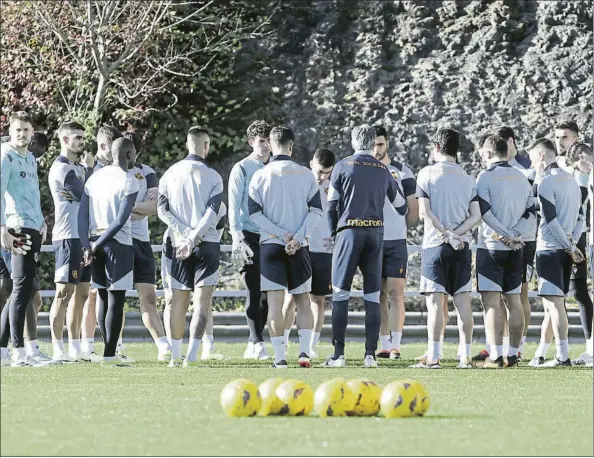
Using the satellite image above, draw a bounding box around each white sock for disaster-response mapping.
[271,336,285,363]
[298,329,312,356]
[586,338,593,357]
[69,338,81,354]
[390,331,402,350]
[117,337,124,349]
[156,336,170,352]
[535,339,551,358]
[1,347,8,359]
[311,331,321,350]
[15,347,26,361]
[201,334,214,352]
[52,339,64,356]
[283,329,290,346]
[171,339,182,360]
[428,341,441,362]
[519,336,527,353]
[484,341,490,352]
[439,336,444,358]
[460,343,471,360]
[82,338,94,354]
[508,346,519,358]
[25,340,39,357]
[557,339,569,361]
[186,338,201,362]
[380,335,391,351]
[456,341,463,359]
[502,336,510,355]
[491,345,502,360]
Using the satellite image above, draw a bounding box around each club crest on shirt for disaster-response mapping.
[135,172,144,180]
[390,170,399,181]
[325,187,329,194]
[72,270,78,279]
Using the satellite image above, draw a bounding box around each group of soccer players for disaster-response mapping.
[0,111,592,369]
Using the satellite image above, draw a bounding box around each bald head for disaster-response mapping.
[187,127,210,158]
[111,137,136,170]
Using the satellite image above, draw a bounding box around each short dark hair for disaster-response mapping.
[9,111,32,125]
[246,120,271,140]
[187,126,209,141]
[555,121,579,135]
[30,132,49,149]
[122,131,142,153]
[111,137,135,161]
[432,128,459,158]
[58,121,85,136]
[526,137,556,155]
[482,134,508,159]
[269,126,294,147]
[97,125,122,143]
[374,126,388,140]
[567,142,593,165]
[494,126,516,145]
[313,148,335,168]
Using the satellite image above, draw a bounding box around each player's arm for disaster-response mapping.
[191,174,224,242]
[132,169,159,217]
[326,161,342,236]
[78,189,92,251]
[228,163,246,242]
[416,169,447,234]
[453,183,481,236]
[538,180,574,251]
[62,169,86,202]
[0,152,13,229]
[293,175,323,246]
[248,174,290,240]
[510,190,536,238]
[386,175,407,216]
[157,174,192,238]
[475,176,514,238]
[401,166,418,226]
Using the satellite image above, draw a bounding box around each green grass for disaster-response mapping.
[1,343,592,456]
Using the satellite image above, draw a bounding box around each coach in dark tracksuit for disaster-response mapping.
[325,125,407,367]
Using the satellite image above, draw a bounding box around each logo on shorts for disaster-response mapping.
[346,219,383,228]
[399,266,404,275]
[72,270,78,279]
[135,172,144,180]
[390,170,399,181]
[20,171,26,178]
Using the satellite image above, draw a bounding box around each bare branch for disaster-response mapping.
[34,3,83,67]
[158,0,216,33]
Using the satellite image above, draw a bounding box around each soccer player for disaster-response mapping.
[324,125,407,368]
[0,112,45,367]
[475,134,534,368]
[372,126,418,360]
[412,128,481,369]
[566,142,593,365]
[80,126,130,360]
[124,132,172,361]
[78,137,139,366]
[527,138,584,366]
[47,122,93,362]
[279,148,336,359]
[248,126,322,368]
[158,127,223,367]
[228,120,272,360]
[0,132,49,365]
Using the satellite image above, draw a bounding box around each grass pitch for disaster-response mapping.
[1,342,592,456]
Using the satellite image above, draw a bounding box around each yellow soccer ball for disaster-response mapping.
[220,379,261,417]
[400,379,430,416]
[258,378,284,416]
[346,379,382,416]
[314,378,354,417]
[380,380,419,418]
[276,379,314,416]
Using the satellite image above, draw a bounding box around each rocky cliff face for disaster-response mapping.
[223,0,592,175]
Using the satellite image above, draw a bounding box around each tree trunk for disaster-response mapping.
[93,74,108,113]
